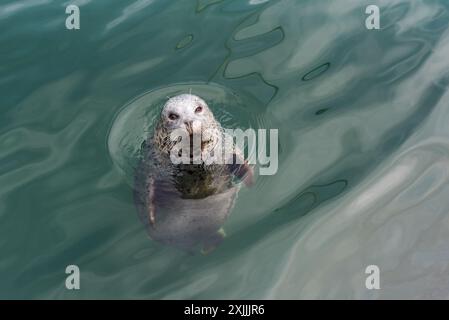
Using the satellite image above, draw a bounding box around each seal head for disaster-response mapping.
[154,94,220,159]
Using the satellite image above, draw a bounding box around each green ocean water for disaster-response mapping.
[2,0,449,299]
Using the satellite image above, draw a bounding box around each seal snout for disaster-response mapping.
[184,121,194,135]
[184,119,203,136]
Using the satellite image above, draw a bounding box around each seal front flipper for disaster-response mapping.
[228,152,254,187]
[147,177,156,226]
[133,156,157,228]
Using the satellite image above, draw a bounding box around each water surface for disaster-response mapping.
[1,0,449,299]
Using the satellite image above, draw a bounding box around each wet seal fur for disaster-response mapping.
[134,94,252,253]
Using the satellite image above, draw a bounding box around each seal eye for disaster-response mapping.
[195,106,203,113]
[168,113,179,120]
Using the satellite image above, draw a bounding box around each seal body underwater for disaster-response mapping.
[133,94,253,253]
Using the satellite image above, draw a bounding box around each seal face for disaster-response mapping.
[134,94,253,253]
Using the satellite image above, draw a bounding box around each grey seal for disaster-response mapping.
[134,94,253,253]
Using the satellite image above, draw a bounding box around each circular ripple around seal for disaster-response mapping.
[107,82,269,187]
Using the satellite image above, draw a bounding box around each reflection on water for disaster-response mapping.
[1,0,449,299]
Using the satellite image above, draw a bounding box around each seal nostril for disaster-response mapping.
[184,121,193,134]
